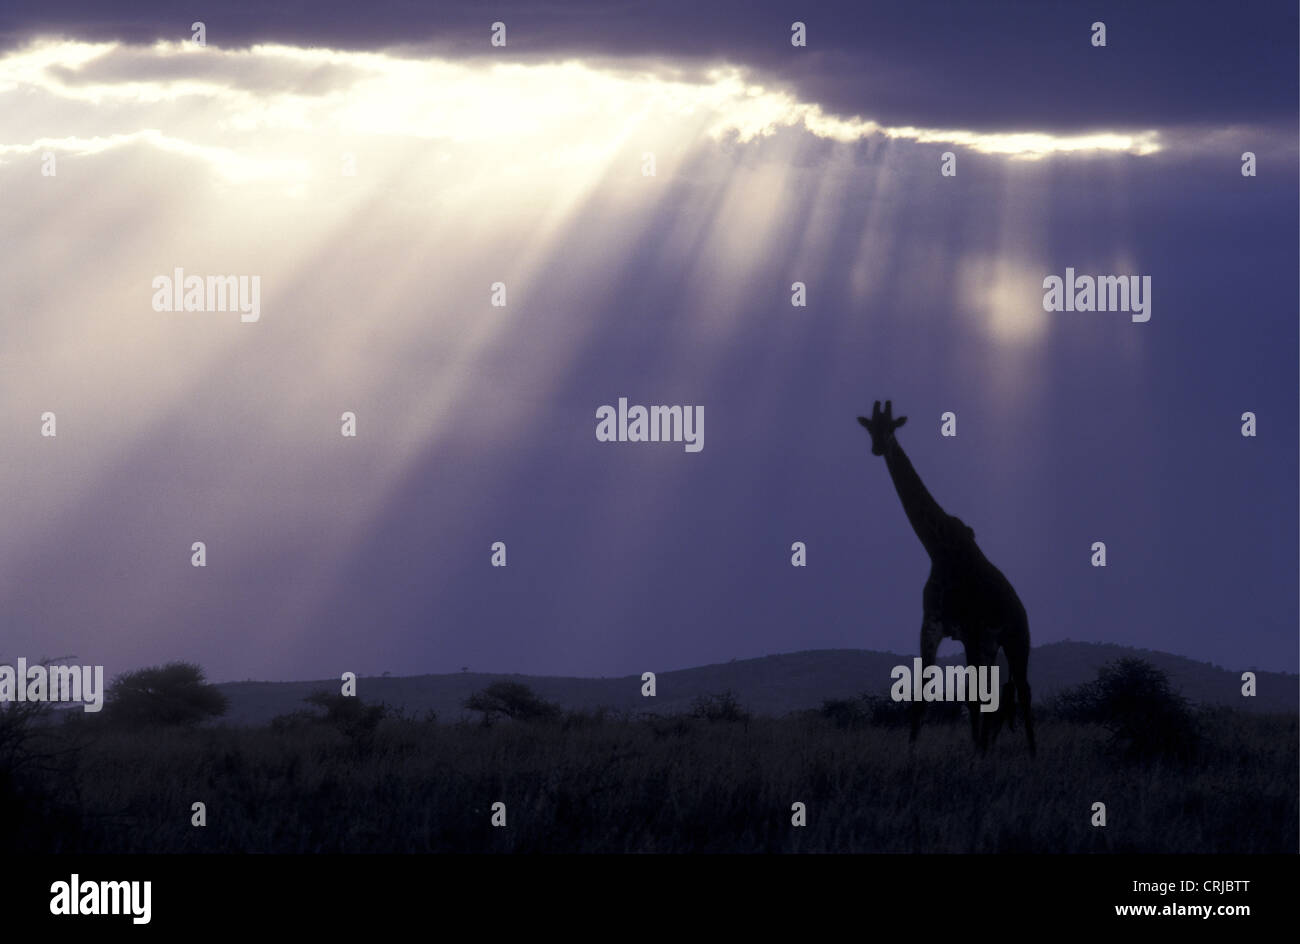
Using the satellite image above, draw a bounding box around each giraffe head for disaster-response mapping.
[857,400,908,456]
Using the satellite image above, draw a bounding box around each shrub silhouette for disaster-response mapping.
[464,681,560,725]
[267,708,319,733]
[689,690,750,723]
[1051,658,1198,761]
[560,707,609,731]
[819,697,869,729]
[105,662,228,728]
[0,694,89,853]
[0,696,53,773]
[820,693,962,728]
[270,691,390,757]
[639,711,694,739]
[316,692,388,750]
[308,690,387,735]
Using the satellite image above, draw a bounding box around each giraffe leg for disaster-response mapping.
[971,641,1000,753]
[961,642,983,750]
[987,678,1016,739]
[1006,629,1036,757]
[910,618,943,746]
[983,676,1016,745]
[983,640,1017,745]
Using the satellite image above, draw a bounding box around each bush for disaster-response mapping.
[0,700,52,773]
[640,712,694,739]
[269,691,390,757]
[820,693,965,729]
[819,697,869,729]
[306,691,388,738]
[689,690,750,724]
[464,681,560,725]
[1050,658,1199,761]
[560,707,609,731]
[268,709,320,733]
[105,662,228,728]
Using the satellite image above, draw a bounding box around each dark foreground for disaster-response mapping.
[5,707,1295,854]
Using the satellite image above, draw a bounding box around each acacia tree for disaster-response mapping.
[1051,658,1198,760]
[105,661,228,727]
[464,681,560,725]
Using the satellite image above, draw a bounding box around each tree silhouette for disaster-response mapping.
[105,661,228,727]
[464,681,559,724]
[1051,658,1199,761]
[690,690,750,723]
[303,690,387,738]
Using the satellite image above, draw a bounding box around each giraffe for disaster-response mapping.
[857,400,1035,755]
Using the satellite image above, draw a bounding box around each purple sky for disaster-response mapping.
[0,1,1295,681]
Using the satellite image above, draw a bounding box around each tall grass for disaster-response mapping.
[12,707,1295,853]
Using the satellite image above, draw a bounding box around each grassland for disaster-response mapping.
[6,705,1294,854]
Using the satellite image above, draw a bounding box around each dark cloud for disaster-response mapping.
[1,0,1294,134]
[45,44,371,95]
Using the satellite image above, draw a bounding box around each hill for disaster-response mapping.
[214,641,1296,725]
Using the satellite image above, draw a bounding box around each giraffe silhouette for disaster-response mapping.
[858,400,1035,755]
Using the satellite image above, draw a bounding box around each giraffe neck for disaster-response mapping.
[881,436,950,558]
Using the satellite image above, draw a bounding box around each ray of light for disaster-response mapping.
[0,35,1167,668]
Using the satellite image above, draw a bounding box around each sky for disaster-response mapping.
[0,1,1295,683]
